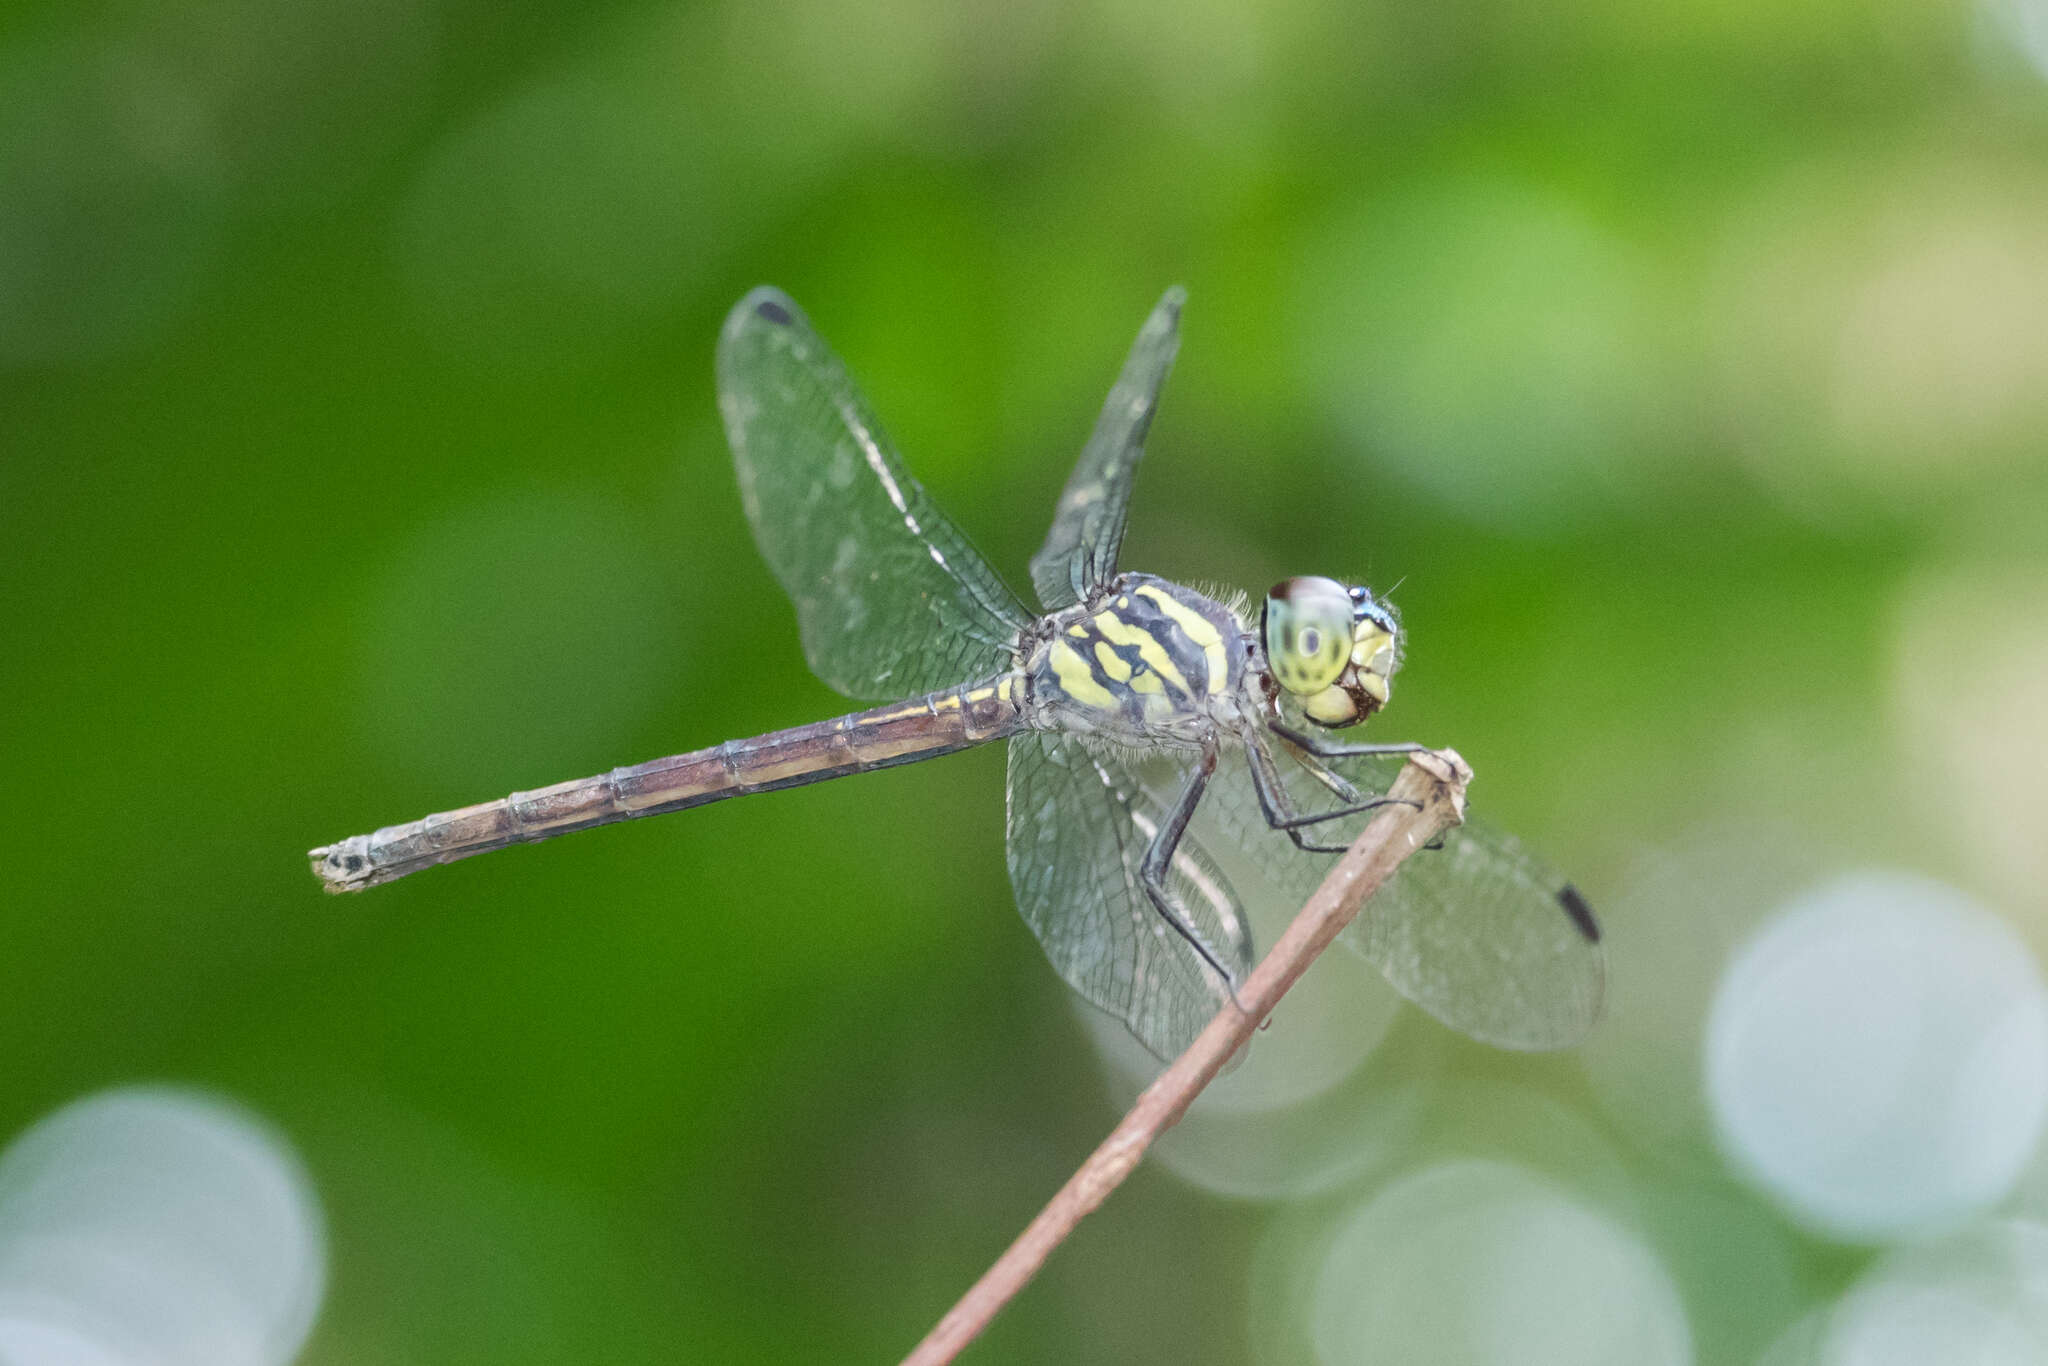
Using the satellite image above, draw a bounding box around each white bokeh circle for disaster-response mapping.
[1706,871,2048,1241]
[0,1087,325,1366]
[1305,1159,1690,1366]
[1794,1220,2048,1365]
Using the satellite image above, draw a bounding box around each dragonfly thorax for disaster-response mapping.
[1020,573,1253,744]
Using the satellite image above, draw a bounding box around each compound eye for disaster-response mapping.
[1263,576,1354,696]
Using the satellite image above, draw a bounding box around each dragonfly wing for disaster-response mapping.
[1005,731,1253,1061]
[1028,288,1185,612]
[1201,744,1605,1050]
[718,288,1034,700]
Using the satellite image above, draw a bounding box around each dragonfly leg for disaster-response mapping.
[1267,717,1430,761]
[1283,744,1362,804]
[1244,731,1413,854]
[1138,741,1244,1001]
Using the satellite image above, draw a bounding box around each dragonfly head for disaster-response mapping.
[1260,576,1402,728]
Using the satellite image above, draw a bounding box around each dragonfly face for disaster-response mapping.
[1258,576,1402,730]
[310,285,1604,1064]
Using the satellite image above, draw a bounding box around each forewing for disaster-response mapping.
[1202,745,1605,1050]
[718,288,1033,699]
[1004,732,1252,1061]
[1028,288,1185,612]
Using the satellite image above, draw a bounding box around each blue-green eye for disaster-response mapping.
[1263,576,1353,696]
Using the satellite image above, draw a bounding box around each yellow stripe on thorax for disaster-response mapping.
[1133,585,1229,696]
[1090,640,1163,699]
[1048,639,1119,710]
[1091,641,1132,683]
[1091,609,1193,698]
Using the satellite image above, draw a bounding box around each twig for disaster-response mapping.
[901,748,1474,1366]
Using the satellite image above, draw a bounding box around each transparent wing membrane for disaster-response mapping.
[1202,742,1605,1050]
[1029,288,1185,612]
[717,288,1033,700]
[1005,732,1252,1061]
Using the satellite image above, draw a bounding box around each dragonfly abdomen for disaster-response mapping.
[714,675,1023,792]
[309,676,1024,893]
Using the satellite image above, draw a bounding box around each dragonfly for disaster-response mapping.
[311,287,1604,1061]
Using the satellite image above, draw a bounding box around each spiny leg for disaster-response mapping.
[1138,741,1242,997]
[1243,730,1412,854]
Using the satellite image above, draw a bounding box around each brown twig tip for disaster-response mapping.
[902,748,1472,1366]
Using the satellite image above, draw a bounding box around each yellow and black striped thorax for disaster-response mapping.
[1024,574,1244,731]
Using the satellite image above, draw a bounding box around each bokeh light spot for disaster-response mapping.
[1981,0,2048,84]
[1706,872,2048,1241]
[0,1088,324,1366]
[1813,1221,2048,1365]
[1306,1159,1690,1366]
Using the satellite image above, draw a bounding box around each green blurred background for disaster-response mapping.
[6,0,2048,1361]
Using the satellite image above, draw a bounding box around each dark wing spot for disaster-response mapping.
[1556,884,1601,943]
[754,297,793,325]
